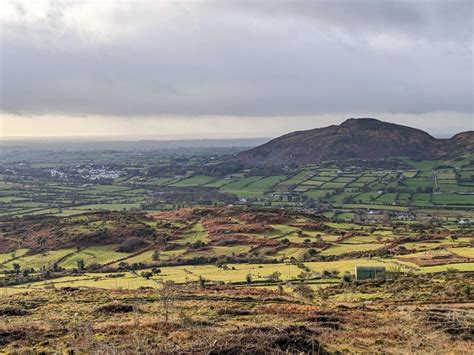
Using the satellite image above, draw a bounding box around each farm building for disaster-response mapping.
[354,210,390,224]
[355,266,386,280]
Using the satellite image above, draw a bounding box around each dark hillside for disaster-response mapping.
[235,118,473,166]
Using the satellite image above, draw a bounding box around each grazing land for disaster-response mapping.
[1,143,473,220]
[0,206,472,351]
[1,141,473,353]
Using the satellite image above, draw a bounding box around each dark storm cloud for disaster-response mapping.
[0,0,472,117]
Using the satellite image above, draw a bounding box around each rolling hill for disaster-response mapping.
[235,118,474,166]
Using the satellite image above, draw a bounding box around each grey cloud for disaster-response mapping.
[211,0,473,42]
[0,0,472,118]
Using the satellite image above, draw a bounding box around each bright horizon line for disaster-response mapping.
[0,134,271,141]
[1,112,472,140]
[1,130,469,141]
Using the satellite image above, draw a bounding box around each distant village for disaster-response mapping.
[50,166,122,181]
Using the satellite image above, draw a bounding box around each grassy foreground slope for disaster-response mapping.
[1,272,473,353]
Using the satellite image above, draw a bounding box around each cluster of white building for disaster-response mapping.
[49,167,121,180]
[49,169,66,178]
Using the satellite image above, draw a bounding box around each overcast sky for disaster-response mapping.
[1,0,473,138]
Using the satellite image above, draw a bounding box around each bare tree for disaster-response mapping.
[156,280,178,325]
[292,283,315,302]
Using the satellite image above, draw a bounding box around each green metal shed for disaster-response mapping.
[355,266,386,280]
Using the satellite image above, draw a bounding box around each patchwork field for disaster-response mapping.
[1,154,474,220]
[1,207,472,291]
[1,149,473,353]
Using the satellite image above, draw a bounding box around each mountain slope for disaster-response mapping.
[235,118,473,166]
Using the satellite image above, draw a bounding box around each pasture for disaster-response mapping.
[1,153,474,219]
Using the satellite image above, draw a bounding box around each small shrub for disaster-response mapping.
[94,302,135,314]
[116,237,147,252]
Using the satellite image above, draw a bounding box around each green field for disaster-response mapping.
[245,176,287,191]
[7,254,466,293]
[171,175,217,187]
[75,203,141,211]
[3,249,76,271]
[433,194,474,205]
[59,245,129,269]
[1,150,474,221]
[320,243,383,256]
